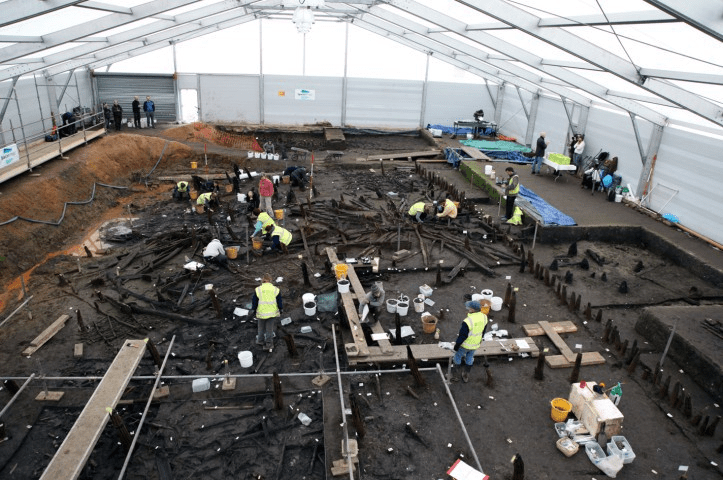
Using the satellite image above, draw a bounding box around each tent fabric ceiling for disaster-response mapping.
[0,0,721,128]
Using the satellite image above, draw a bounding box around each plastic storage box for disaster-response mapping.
[607,436,635,464]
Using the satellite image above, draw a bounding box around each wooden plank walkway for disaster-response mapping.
[460,146,491,161]
[39,339,147,480]
[523,320,577,337]
[363,150,441,161]
[22,314,70,357]
[326,248,370,357]
[1,127,106,185]
[536,320,605,369]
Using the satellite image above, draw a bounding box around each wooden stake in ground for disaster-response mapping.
[107,408,132,451]
[507,291,516,324]
[569,352,582,383]
[350,396,366,440]
[146,338,162,367]
[406,345,425,387]
[512,453,524,480]
[273,371,284,410]
[283,334,299,357]
[534,350,546,381]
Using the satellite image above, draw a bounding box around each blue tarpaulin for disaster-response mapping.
[519,185,576,226]
[427,124,495,136]
[481,150,532,164]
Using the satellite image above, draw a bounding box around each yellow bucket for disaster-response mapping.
[225,247,238,259]
[190,190,198,200]
[191,161,198,169]
[334,263,349,280]
[195,204,204,214]
[274,209,284,220]
[422,315,438,334]
[252,238,263,251]
[480,299,491,315]
[550,398,572,422]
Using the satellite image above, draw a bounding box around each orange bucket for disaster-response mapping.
[190,190,198,200]
[274,209,284,220]
[334,264,348,280]
[480,299,491,315]
[191,161,198,169]
[252,238,263,251]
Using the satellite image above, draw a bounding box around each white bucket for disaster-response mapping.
[261,153,267,159]
[337,279,350,293]
[413,297,425,313]
[247,151,254,158]
[237,193,246,202]
[272,175,280,183]
[238,351,253,368]
[489,170,495,179]
[304,301,317,316]
[491,296,503,311]
[615,194,622,203]
[471,293,485,302]
[484,165,493,175]
[386,299,398,313]
[466,133,473,140]
[254,152,261,159]
[273,154,280,161]
[302,293,316,305]
[397,302,409,316]
[481,289,493,301]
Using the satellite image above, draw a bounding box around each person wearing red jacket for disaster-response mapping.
[258,174,274,218]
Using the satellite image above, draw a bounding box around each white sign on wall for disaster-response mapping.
[1,144,20,168]
[295,89,315,101]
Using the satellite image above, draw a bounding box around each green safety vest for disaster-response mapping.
[461,311,488,351]
[508,175,519,196]
[255,283,280,319]
[177,181,188,192]
[272,226,293,245]
[408,202,425,216]
[197,192,213,205]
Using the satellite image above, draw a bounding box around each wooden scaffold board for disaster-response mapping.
[535,321,605,369]
[39,339,148,480]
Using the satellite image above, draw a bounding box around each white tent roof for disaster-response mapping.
[1,0,721,127]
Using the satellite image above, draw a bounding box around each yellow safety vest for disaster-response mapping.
[177,181,188,192]
[461,311,488,351]
[197,192,213,205]
[408,202,425,216]
[258,212,275,230]
[272,226,293,245]
[508,175,519,196]
[508,206,523,225]
[255,283,280,319]
[438,199,457,218]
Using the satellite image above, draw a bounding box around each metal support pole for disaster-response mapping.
[13,86,31,170]
[659,318,678,368]
[419,53,430,128]
[0,295,34,329]
[56,68,75,110]
[33,74,46,131]
[9,118,16,142]
[259,20,265,125]
[532,222,539,250]
[0,374,35,419]
[435,364,483,472]
[117,336,175,480]
[332,325,355,479]
[341,22,349,127]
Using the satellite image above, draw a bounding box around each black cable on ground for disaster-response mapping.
[0,182,129,227]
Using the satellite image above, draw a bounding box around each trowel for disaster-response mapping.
[359,304,369,323]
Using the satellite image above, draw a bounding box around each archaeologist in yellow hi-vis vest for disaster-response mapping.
[507,206,523,225]
[250,273,283,350]
[251,209,276,238]
[407,201,430,223]
[197,191,218,210]
[263,224,292,254]
[173,181,189,200]
[436,198,458,220]
[450,300,489,383]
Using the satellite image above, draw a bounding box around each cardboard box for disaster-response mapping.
[569,382,623,437]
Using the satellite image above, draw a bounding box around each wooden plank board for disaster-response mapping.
[348,337,539,365]
[364,150,441,161]
[459,146,491,161]
[547,352,606,369]
[22,315,70,357]
[40,339,147,480]
[538,320,577,363]
[523,321,578,337]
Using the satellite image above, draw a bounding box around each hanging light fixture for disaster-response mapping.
[292,7,315,34]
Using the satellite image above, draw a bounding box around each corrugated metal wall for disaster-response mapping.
[345,78,423,128]
[264,75,342,125]
[95,73,176,122]
[199,74,259,124]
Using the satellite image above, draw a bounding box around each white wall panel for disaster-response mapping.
[498,87,531,144]
[423,82,493,128]
[199,74,259,124]
[346,78,423,129]
[263,75,342,126]
[649,127,723,245]
[528,96,571,157]
[177,74,198,90]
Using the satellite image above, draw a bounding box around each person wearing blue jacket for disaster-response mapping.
[143,96,155,128]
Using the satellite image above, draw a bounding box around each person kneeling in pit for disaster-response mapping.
[357,282,385,323]
[202,238,228,268]
[197,191,218,211]
[407,201,430,223]
[263,224,292,254]
[173,181,190,201]
[436,198,458,222]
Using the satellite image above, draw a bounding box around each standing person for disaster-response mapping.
[573,134,585,174]
[502,167,519,222]
[436,198,458,220]
[250,273,283,350]
[143,95,155,128]
[450,301,489,383]
[357,281,385,322]
[111,100,123,131]
[263,224,292,254]
[102,103,112,130]
[531,132,549,175]
[258,174,274,218]
[132,96,142,129]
